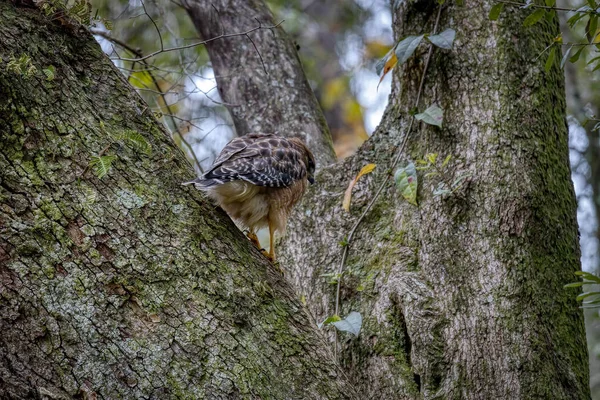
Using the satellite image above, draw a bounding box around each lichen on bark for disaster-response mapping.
[279,1,590,398]
[0,2,354,398]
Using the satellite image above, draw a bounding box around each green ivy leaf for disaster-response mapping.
[489,3,504,20]
[545,47,556,73]
[89,155,117,179]
[523,8,546,26]
[394,162,418,206]
[331,312,362,336]
[427,28,456,50]
[415,104,444,127]
[395,35,424,64]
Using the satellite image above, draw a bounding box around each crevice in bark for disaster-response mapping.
[0,2,356,397]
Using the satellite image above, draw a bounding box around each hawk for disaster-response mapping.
[185,133,316,262]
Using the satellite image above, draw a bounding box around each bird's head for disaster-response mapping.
[289,136,316,185]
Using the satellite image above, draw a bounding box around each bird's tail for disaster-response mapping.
[182,177,223,190]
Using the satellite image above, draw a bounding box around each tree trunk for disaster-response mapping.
[0,2,353,398]
[279,1,590,399]
[182,0,336,167]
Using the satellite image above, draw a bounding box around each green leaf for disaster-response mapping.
[574,271,600,283]
[544,9,556,22]
[523,8,546,26]
[433,184,451,196]
[394,162,418,206]
[318,314,342,328]
[395,35,424,64]
[427,28,456,49]
[568,13,585,28]
[545,0,555,6]
[545,47,556,73]
[561,46,573,68]
[577,291,600,301]
[489,3,504,21]
[583,297,600,305]
[426,153,438,164]
[587,15,598,43]
[564,282,585,288]
[415,104,444,127]
[331,311,362,336]
[89,155,117,179]
[42,65,55,81]
[569,46,585,63]
[442,154,452,167]
[118,130,152,155]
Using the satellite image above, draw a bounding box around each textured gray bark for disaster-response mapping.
[182,0,336,167]
[0,2,354,398]
[280,1,591,399]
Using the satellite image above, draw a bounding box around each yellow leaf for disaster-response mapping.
[343,163,377,212]
[593,28,600,44]
[378,53,398,89]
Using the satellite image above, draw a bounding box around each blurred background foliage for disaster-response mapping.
[89,0,600,396]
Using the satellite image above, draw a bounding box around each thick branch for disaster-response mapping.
[182,0,336,167]
[0,2,352,397]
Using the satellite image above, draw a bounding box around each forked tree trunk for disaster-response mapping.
[183,0,336,167]
[188,0,590,398]
[0,2,353,398]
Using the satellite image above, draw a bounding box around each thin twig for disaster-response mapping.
[246,29,268,75]
[117,20,284,62]
[333,4,444,359]
[140,0,164,52]
[91,29,205,172]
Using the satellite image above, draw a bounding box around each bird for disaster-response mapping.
[184,133,316,262]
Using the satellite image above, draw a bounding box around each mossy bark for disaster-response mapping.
[278,0,591,398]
[0,2,355,398]
[182,0,336,167]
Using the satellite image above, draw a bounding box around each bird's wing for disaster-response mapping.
[203,134,307,188]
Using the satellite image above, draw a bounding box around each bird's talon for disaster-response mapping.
[246,231,261,248]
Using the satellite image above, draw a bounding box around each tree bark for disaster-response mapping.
[279,1,590,399]
[0,2,353,398]
[182,0,336,167]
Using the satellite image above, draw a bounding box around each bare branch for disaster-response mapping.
[116,20,284,63]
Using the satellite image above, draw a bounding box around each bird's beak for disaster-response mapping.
[308,176,315,185]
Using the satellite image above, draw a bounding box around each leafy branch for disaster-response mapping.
[565,271,600,308]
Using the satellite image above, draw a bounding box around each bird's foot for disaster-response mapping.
[259,249,283,274]
[246,231,261,248]
[259,248,272,260]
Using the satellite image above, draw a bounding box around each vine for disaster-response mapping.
[327,4,449,359]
